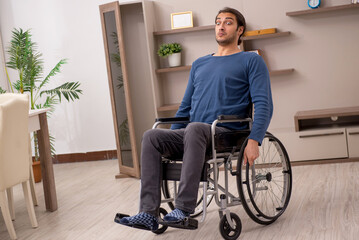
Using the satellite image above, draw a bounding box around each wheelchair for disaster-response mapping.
[151,115,292,239]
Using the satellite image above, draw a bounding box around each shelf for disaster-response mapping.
[294,106,359,131]
[153,25,214,36]
[286,3,359,16]
[153,25,291,41]
[295,106,359,120]
[269,68,294,76]
[242,31,291,40]
[156,65,294,76]
[156,65,192,74]
[157,103,180,112]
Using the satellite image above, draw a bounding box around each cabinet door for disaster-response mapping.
[272,128,348,161]
[347,127,359,158]
[99,2,140,178]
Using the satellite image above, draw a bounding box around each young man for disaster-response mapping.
[117,7,273,231]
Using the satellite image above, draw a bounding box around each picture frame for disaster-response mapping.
[171,11,193,30]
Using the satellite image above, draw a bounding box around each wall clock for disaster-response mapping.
[308,0,321,9]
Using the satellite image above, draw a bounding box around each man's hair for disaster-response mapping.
[216,7,246,45]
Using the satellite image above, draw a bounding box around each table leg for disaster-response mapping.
[37,113,58,211]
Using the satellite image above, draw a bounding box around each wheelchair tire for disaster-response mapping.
[152,207,168,235]
[236,133,292,225]
[219,213,242,240]
[162,178,215,218]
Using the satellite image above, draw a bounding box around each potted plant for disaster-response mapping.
[157,43,182,67]
[0,28,82,182]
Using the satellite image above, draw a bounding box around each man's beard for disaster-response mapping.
[216,33,237,46]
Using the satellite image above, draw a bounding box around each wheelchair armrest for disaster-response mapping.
[217,115,252,122]
[153,117,190,129]
[211,115,252,137]
[218,115,243,120]
[155,117,190,123]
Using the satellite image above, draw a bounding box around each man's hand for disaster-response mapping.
[243,139,259,166]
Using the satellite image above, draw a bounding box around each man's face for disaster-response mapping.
[215,12,244,46]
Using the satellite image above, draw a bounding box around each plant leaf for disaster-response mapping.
[39,59,67,91]
[40,82,82,102]
[0,87,6,94]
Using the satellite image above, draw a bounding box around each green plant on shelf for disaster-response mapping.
[157,43,182,58]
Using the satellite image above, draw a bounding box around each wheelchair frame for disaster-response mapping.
[154,115,292,239]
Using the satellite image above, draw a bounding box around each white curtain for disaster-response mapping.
[0,29,9,91]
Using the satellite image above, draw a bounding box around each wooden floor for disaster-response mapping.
[1,159,359,240]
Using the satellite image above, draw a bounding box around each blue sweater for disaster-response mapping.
[171,51,273,145]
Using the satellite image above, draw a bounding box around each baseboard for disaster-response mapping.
[290,157,359,166]
[49,150,117,164]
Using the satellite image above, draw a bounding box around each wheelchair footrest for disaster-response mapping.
[114,213,130,223]
[114,213,156,232]
[159,217,198,230]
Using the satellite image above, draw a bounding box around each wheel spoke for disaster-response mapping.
[237,135,292,224]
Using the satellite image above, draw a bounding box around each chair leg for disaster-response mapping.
[29,134,38,206]
[6,188,15,220]
[29,165,38,206]
[0,191,17,239]
[22,181,38,228]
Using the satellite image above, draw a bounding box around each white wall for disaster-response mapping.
[0,0,134,155]
[0,30,8,91]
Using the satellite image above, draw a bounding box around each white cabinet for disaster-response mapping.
[276,106,359,162]
[347,127,359,158]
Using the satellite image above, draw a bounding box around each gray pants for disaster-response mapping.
[139,122,230,216]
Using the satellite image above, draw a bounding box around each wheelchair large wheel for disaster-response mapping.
[162,167,215,218]
[236,133,292,225]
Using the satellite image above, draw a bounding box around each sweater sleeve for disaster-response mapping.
[247,54,273,145]
[170,65,195,130]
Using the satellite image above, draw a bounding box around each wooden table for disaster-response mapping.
[29,109,58,212]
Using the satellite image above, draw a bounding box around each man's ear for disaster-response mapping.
[237,26,244,36]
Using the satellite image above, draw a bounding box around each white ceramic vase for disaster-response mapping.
[168,52,181,67]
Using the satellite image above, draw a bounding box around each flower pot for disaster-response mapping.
[32,161,42,183]
[168,52,181,67]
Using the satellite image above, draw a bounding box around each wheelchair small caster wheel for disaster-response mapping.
[152,208,168,235]
[219,213,242,240]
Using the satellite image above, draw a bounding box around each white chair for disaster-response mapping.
[0,93,38,239]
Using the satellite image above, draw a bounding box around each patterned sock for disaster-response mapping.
[163,208,190,222]
[118,212,158,231]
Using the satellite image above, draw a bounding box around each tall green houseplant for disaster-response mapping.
[1,28,82,160]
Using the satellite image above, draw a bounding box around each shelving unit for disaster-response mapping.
[152,22,294,115]
[286,3,359,16]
